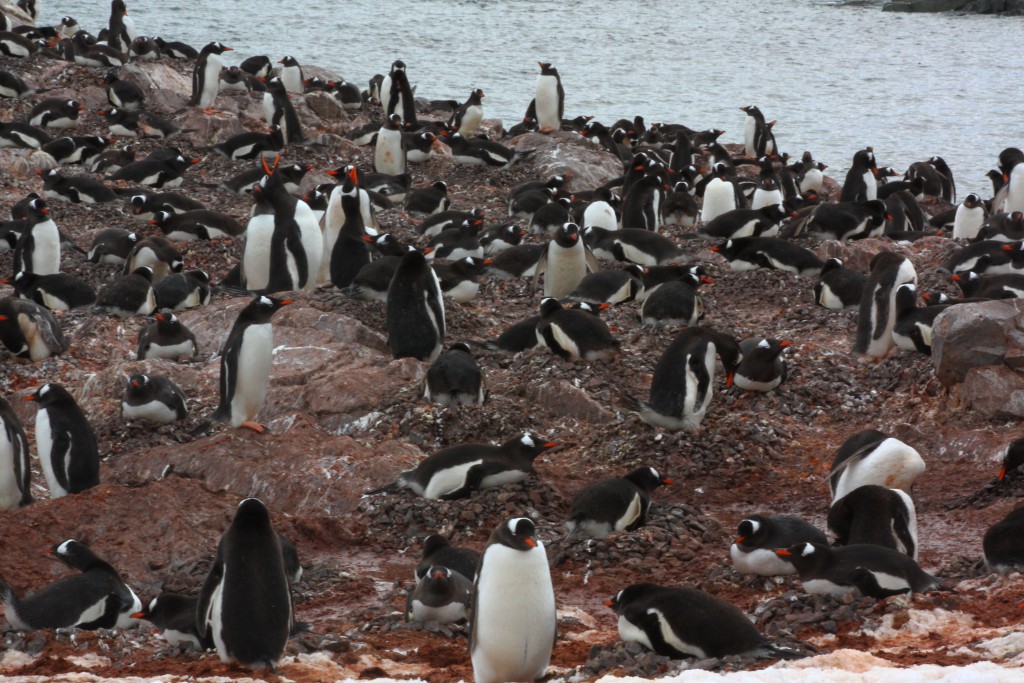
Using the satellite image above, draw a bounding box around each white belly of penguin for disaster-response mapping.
[618,614,655,651]
[730,545,796,576]
[863,171,877,201]
[294,201,323,290]
[686,344,715,423]
[616,240,658,266]
[242,214,275,291]
[443,280,479,304]
[700,180,735,224]
[535,76,560,130]
[0,429,22,510]
[650,607,706,658]
[122,399,178,424]
[952,206,984,240]
[458,107,483,137]
[147,339,195,360]
[198,57,222,108]
[832,438,925,500]
[1006,165,1024,213]
[230,323,273,427]
[583,202,618,230]
[817,283,848,309]
[614,493,644,531]
[207,571,229,661]
[803,578,854,596]
[35,410,67,497]
[473,544,555,683]
[544,246,586,299]
[374,130,405,176]
[30,221,61,274]
[423,459,483,499]
[752,188,783,211]
[800,169,823,194]
[864,570,911,592]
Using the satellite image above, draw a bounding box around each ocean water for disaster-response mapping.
[42,0,1024,195]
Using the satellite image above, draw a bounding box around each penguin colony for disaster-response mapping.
[0,1,1024,680]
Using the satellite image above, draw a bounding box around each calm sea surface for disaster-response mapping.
[45,0,1024,195]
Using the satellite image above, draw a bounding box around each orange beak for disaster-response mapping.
[524,537,537,548]
[774,548,792,557]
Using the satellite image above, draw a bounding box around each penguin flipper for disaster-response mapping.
[531,251,548,293]
[49,431,73,492]
[195,549,224,640]
[584,245,602,273]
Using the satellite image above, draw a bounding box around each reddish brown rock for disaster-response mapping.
[932,299,1024,387]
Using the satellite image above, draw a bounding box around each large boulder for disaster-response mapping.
[511,131,622,192]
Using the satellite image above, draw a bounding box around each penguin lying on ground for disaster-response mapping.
[730,514,828,576]
[566,466,670,540]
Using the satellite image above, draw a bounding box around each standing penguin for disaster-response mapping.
[534,62,564,132]
[952,193,986,241]
[0,397,31,511]
[197,498,292,671]
[471,517,555,683]
[387,250,445,361]
[329,176,372,288]
[12,197,59,275]
[189,42,232,111]
[536,223,599,299]
[25,383,100,498]
[374,114,405,176]
[277,55,303,93]
[852,251,917,358]
[699,163,741,224]
[450,88,485,137]
[828,485,919,560]
[212,296,293,433]
[840,147,878,202]
[829,429,925,501]
[620,172,666,232]
[262,77,303,144]
[381,59,417,125]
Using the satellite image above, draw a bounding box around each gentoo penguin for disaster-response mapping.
[450,88,484,136]
[109,153,197,189]
[381,59,417,124]
[387,250,445,362]
[107,0,133,53]
[149,210,244,241]
[730,514,828,576]
[620,326,741,432]
[998,437,1024,481]
[28,98,84,129]
[121,374,188,424]
[471,518,556,683]
[536,223,599,299]
[405,181,451,218]
[739,105,774,159]
[751,176,784,212]
[240,54,272,78]
[800,200,889,241]
[952,193,987,241]
[197,498,292,670]
[952,271,1024,299]
[483,243,546,280]
[534,62,564,132]
[940,240,1019,276]
[530,197,571,234]
[828,485,918,559]
[41,134,108,166]
[133,592,210,650]
[12,197,59,275]
[977,211,1024,243]
[5,271,97,311]
[365,433,560,500]
[606,584,799,660]
[130,36,161,61]
[25,383,100,498]
[428,222,483,262]
[699,163,741,224]
[443,132,528,169]
[96,106,141,137]
[0,297,67,361]
[638,275,706,329]
[374,114,406,176]
[122,236,184,280]
[999,147,1024,213]
[422,342,487,406]
[814,258,866,309]
[262,77,303,143]
[95,266,157,317]
[983,506,1024,570]
[829,429,925,501]
[581,187,619,231]
[0,396,31,511]
[406,566,474,624]
[188,42,232,110]
[583,226,682,266]
[212,296,293,433]
[155,38,198,61]
[88,144,136,174]
[892,283,947,355]
[536,297,619,362]
[0,121,51,149]
[330,79,363,110]
[567,264,645,306]
[0,540,137,631]
[205,125,284,160]
[277,55,303,93]
[104,72,145,111]
[39,168,116,204]
[415,535,480,585]
[700,205,790,240]
[734,338,791,392]
[619,171,668,232]
[852,251,917,358]
[710,237,823,277]
[328,177,372,288]
[776,542,938,598]
[566,466,670,540]
[137,310,198,360]
[840,147,878,202]
[798,151,827,194]
[481,224,524,255]
[0,70,42,99]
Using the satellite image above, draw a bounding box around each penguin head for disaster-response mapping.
[279,55,299,67]
[149,210,172,226]
[775,541,823,567]
[625,466,671,492]
[507,432,560,460]
[25,382,73,406]
[390,59,406,73]
[539,297,563,317]
[128,373,150,391]
[233,497,272,528]
[422,565,454,586]
[963,193,981,209]
[131,266,155,282]
[421,533,451,559]
[47,539,103,571]
[734,517,763,546]
[499,517,539,551]
[999,437,1024,481]
[604,584,661,612]
[554,222,580,247]
[204,41,232,54]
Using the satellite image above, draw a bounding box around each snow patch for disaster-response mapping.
[974,632,1024,660]
[858,609,974,640]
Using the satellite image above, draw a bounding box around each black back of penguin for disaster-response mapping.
[26,382,99,496]
[777,541,937,598]
[984,506,1024,570]
[828,485,918,559]
[0,396,31,510]
[422,342,486,406]
[197,498,291,669]
[568,466,670,539]
[387,250,445,361]
[415,534,481,583]
[329,179,370,288]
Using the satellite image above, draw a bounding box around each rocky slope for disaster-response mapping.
[1,45,1023,683]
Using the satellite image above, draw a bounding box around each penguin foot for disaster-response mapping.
[240,420,266,433]
[538,127,556,134]
[201,108,220,115]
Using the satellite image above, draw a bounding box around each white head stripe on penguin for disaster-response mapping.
[520,433,535,448]
[758,339,770,349]
[148,596,158,610]
[507,517,529,534]
[56,539,74,555]
[39,384,51,397]
[746,519,761,534]
[259,296,272,306]
[648,467,660,479]
[801,543,815,557]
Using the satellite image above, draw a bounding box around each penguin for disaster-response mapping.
[212,296,293,433]
[95,266,157,317]
[481,223,524,255]
[892,283,948,355]
[28,98,84,129]
[801,200,889,241]
[730,514,828,576]
[122,237,183,282]
[103,72,145,111]
[751,175,784,212]
[530,197,572,234]
[138,112,193,140]
[638,275,706,329]
[775,542,938,598]
[374,114,406,176]
[277,55,303,93]
[189,41,232,110]
[323,165,380,238]
[484,243,546,280]
[700,205,790,240]
[432,256,488,303]
[240,54,272,78]
[89,144,136,174]
[96,106,141,137]
[415,535,480,584]
[536,223,599,299]
[710,237,823,277]
[734,338,791,392]
[25,383,99,498]
[130,36,161,61]
[983,506,1024,570]
[12,196,59,275]
[952,271,1024,299]
[605,583,799,660]
[797,152,827,194]
[699,163,741,224]
[534,62,564,132]
[0,31,40,58]
[197,498,292,670]
[0,396,31,511]
[840,147,878,202]
[471,518,556,683]
[829,429,925,501]
[566,466,670,540]
[0,69,42,99]
[567,264,645,305]
[137,310,198,361]
[814,258,866,310]
[5,271,97,311]
[739,105,770,158]
[443,132,528,169]
[405,181,451,218]
[365,433,560,500]
[262,77,303,143]
[618,172,668,232]
[109,153,197,189]
[121,373,188,424]
[152,270,211,311]
[428,222,483,262]
[386,249,445,362]
[406,566,474,624]
[450,88,484,137]
[41,134,109,166]
[328,179,373,288]
[205,125,284,160]
[381,59,417,125]
[133,592,210,650]
[0,297,67,361]
[977,210,1024,243]
[0,540,137,631]
[330,79,363,110]
[620,326,741,431]
[535,297,619,362]
[940,239,1019,276]
[583,226,683,266]
[581,187,619,231]
[0,121,51,149]
[152,36,197,59]
[106,0,132,52]
[998,437,1024,481]
[852,251,917,358]
[39,168,116,203]
[149,210,245,241]
[828,485,918,560]
[999,147,1024,213]
[421,342,487,406]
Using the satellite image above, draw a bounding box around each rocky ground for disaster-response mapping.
[1,47,1024,683]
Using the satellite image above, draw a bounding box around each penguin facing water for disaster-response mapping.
[534,62,564,132]
[852,251,917,358]
[387,249,445,362]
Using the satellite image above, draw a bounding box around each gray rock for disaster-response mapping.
[509,132,622,192]
[529,380,615,423]
[956,365,1024,419]
[931,299,1024,387]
